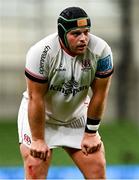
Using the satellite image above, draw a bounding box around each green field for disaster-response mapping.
[0,119,139,166]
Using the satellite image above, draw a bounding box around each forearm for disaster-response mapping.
[88,76,112,119]
[87,95,107,119]
[85,77,112,134]
[28,97,46,141]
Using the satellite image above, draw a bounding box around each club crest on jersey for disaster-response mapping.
[81,59,91,71]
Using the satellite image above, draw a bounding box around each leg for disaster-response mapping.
[20,144,52,179]
[64,143,106,179]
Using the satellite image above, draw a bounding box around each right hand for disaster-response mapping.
[81,132,102,155]
[30,139,50,161]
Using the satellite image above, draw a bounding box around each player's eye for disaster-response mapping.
[83,29,90,35]
[71,31,81,36]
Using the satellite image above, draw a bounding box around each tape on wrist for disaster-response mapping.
[85,117,101,133]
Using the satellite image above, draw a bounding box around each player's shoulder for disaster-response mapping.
[88,33,111,56]
[26,33,60,57]
[89,33,107,45]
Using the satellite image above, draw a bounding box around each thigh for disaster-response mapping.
[64,143,106,179]
[17,97,32,146]
[20,144,53,179]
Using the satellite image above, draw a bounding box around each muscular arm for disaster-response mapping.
[27,78,48,141]
[87,76,112,119]
[81,76,112,155]
[26,78,50,161]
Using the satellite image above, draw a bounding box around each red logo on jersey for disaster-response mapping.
[24,134,31,145]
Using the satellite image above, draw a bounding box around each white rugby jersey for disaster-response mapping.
[24,33,113,125]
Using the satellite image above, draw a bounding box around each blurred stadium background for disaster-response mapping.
[0,0,139,179]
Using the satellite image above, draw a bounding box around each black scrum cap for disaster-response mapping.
[57,7,91,48]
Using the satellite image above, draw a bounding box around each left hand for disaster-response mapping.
[81,132,102,155]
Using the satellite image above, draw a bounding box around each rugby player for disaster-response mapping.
[17,6,113,179]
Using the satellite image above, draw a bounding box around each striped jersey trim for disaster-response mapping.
[66,116,86,128]
[95,68,114,78]
[25,68,48,83]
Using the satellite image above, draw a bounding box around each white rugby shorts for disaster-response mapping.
[17,97,92,149]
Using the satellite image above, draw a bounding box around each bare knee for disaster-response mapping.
[65,145,106,179]
[88,144,106,179]
[20,144,52,179]
[91,155,106,179]
[81,155,106,179]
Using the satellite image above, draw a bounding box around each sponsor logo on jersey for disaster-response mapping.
[50,77,88,96]
[39,45,51,74]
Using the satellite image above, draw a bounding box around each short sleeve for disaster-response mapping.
[95,44,114,78]
[25,45,51,83]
